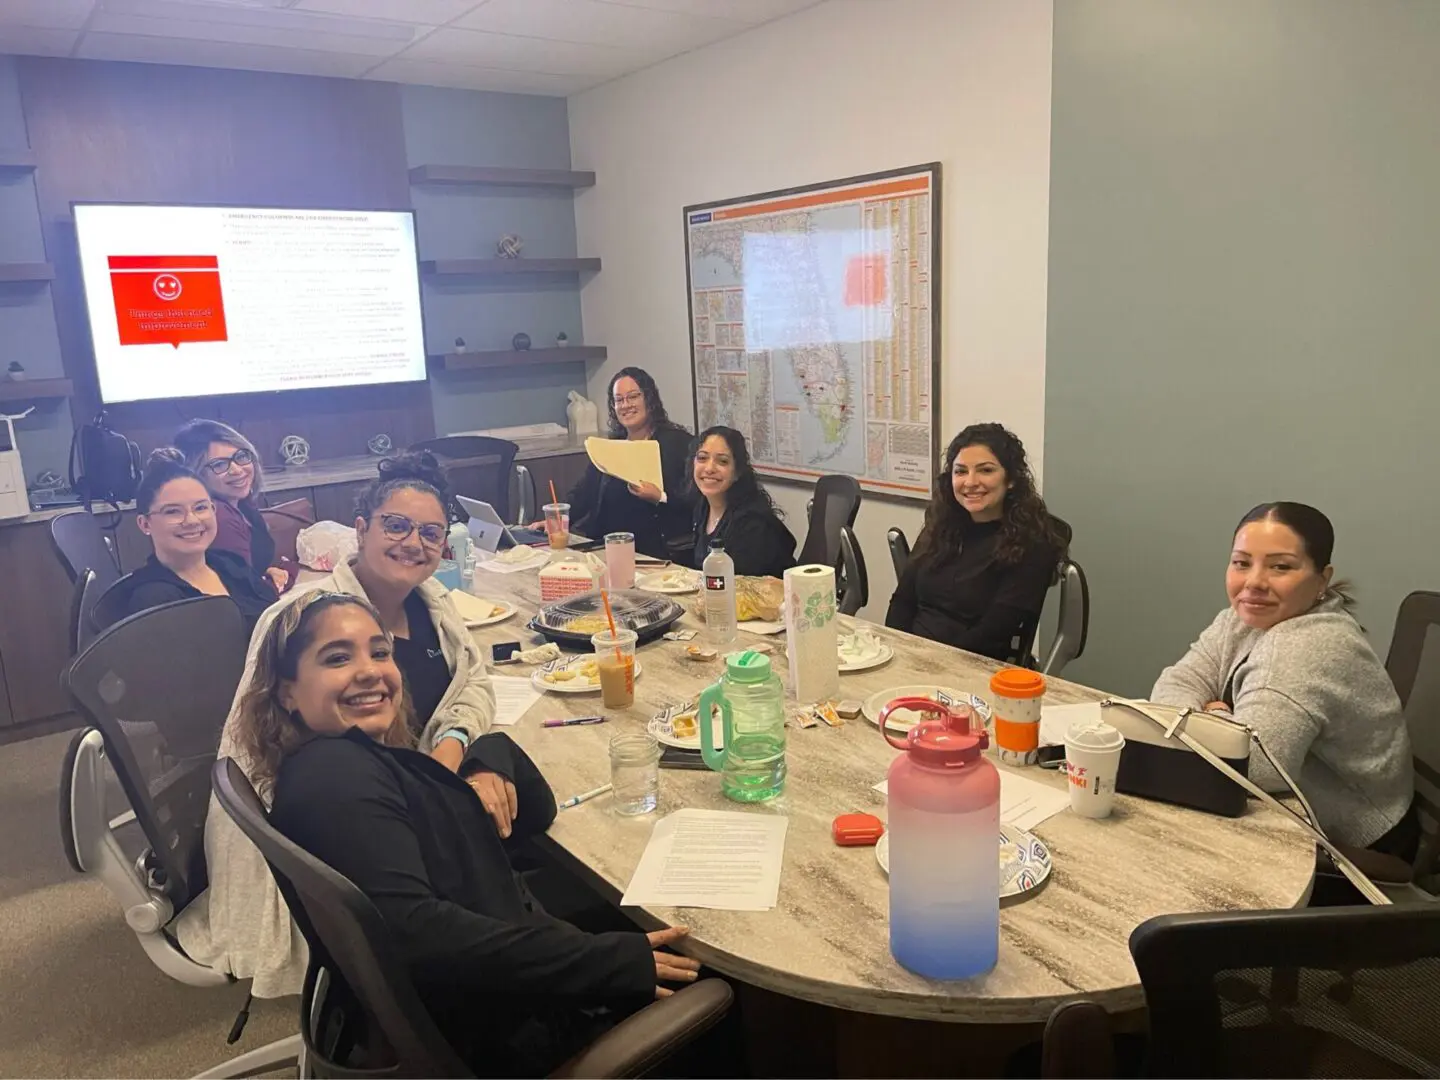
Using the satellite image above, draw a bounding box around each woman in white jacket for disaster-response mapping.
[176,452,498,998]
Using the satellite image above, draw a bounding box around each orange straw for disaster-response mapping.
[548,479,558,506]
[599,588,622,662]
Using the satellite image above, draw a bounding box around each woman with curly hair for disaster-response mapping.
[689,426,795,578]
[562,367,692,559]
[886,423,1066,661]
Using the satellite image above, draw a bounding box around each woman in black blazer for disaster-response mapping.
[563,367,692,559]
[689,426,796,579]
[112,449,275,633]
[232,591,699,1076]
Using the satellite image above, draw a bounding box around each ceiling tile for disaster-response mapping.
[0,0,95,31]
[97,0,419,41]
[457,0,743,52]
[599,0,822,25]
[367,56,594,96]
[77,29,375,77]
[401,26,652,77]
[292,0,481,25]
[89,11,414,56]
[0,24,81,55]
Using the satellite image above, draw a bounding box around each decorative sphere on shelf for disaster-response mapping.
[496,234,524,259]
[512,332,531,351]
[279,435,310,467]
[367,433,393,456]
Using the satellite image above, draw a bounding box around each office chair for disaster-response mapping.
[58,597,301,1078]
[50,509,123,584]
[1041,558,1091,677]
[797,474,861,568]
[67,567,103,656]
[214,758,736,1079]
[837,524,868,616]
[411,436,521,523]
[89,572,140,637]
[258,495,315,565]
[1382,590,1440,897]
[1129,904,1440,1077]
[887,526,911,581]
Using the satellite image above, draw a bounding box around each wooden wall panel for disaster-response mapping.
[15,57,433,465]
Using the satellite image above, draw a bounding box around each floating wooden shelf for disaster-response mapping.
[0,262,54,283]
[420,258,601,277]
[429,346,607,371]
[0,377,73,402]
[0,148,37,170]
[409,164,595,189]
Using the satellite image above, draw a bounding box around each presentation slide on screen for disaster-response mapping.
[74,205,427,404]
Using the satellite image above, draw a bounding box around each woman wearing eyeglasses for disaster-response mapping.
[560,368,692,560]
[175,451,499,999]
[174,418,290,597]
[111,448,274,632]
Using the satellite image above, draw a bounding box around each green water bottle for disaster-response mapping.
[698,650,787,802]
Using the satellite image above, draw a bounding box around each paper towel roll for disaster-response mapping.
[784,564,839,704]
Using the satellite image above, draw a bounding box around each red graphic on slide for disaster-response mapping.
[107,255,228,348]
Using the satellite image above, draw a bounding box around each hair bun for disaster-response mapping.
[146,446,187,468]
[376,449,448,491]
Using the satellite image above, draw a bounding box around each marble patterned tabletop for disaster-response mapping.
[461,564,1314,1023]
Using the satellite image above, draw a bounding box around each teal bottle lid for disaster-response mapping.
[724,649,772,683]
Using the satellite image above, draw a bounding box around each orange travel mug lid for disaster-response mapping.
[989,668,1046,699]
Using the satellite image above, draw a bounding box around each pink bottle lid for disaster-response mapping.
[879,696,990,766]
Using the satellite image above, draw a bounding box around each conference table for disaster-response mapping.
[455,554,1315,1057]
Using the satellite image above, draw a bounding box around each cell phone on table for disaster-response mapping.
[571,538,605,553]
[491,641,522,664]
[1036,744,1067,769]
[659,746,708,770]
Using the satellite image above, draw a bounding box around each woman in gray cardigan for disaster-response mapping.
[1151,502,1415,854]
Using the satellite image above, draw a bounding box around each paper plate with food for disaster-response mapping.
[861,686,993,732]
[636,567,700,594]
[647,699,705,749]
[837,627,893,672]
[447,591,517,629]
[533,654,645,694]
[876,824,1052,900]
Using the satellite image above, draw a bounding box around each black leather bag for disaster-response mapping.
[69,414,141,510]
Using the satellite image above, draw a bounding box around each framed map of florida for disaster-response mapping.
[683,163,941,501]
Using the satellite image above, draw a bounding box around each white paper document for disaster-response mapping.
[873,769,1070,832]
[489,674,542,727]
[1039,702,1104,747]
[620,809,788,911]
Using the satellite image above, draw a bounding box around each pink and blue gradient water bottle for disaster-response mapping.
[880,696,1000,979]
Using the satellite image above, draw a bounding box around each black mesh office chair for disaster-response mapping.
[887,526,911,582]
[50,509,122,584]
[58,597,301,1077]
[411,436,522,524]
[837,525,868,616]
[1129,904,1440,1077]
[213,758,735,1079]
[1383,590,1440,895]
[1041,558,1091,677]
[67,567,103,656]
[90,572,138,637]
[797,474,861,568]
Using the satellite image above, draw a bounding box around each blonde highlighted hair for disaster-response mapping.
[232,590,414,799]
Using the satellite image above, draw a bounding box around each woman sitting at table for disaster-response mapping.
[1150,501,1415,854]
[886,423,1066,662]
[111,448,274,633]
[561,367,692,559]
[174,451,498,999]
[231,590,698,1074]
[690,426,796,579]
[173,418,290,597]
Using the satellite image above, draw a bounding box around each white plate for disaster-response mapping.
[647,702,702,749]
[862,685,992,732]
[532,655,645,694]
[875,823,1053,899]
[838,635,894,673]
[454,598,517,629]
[636,570,699,594]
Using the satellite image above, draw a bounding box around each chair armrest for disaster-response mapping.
[549,978,733,1079]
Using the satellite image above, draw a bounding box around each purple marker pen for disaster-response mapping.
[542,716,608,728]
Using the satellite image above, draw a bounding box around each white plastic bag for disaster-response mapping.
[297,520,358,572]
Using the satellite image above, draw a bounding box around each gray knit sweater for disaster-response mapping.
[1151,594,1413,848]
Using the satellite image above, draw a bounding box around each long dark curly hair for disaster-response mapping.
[606,366,675,438]
[688,425,783,518]
[910,423,1066,568]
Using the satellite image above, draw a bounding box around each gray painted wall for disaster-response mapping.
[0,55,71,485]
[1045,0,1440,695]
[401,84,589,437]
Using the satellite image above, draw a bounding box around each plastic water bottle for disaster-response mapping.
[702,540,736,645]
[697,650,787,801]
[879,696,1000,978]
[447,522,470,575]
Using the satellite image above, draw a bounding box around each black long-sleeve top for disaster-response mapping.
[114,550,274,634]
[885,520,1056,662]
[269,729,656,1070]
[691,499,797,578]
[567,424,693,559]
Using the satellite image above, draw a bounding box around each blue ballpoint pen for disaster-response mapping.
[542,716,608,728]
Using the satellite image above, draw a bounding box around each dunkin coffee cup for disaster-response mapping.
[989,668,1046,766]
[1064,719,1125,819]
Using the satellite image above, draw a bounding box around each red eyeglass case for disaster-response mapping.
[831,813,885,847]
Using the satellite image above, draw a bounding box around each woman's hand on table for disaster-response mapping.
[627,481,664,504]
[647,926,700,997]
[467,771,518,838]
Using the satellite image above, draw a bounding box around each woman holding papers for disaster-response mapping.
[886,423,1066,662]
[228,591,699,1073]
[566,367,692,559]
[689,426,796,578]
[175,451,499,999]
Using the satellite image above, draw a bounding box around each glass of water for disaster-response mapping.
[610,733,660,815]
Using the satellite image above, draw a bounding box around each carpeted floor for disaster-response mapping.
[0,729,296,1078]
